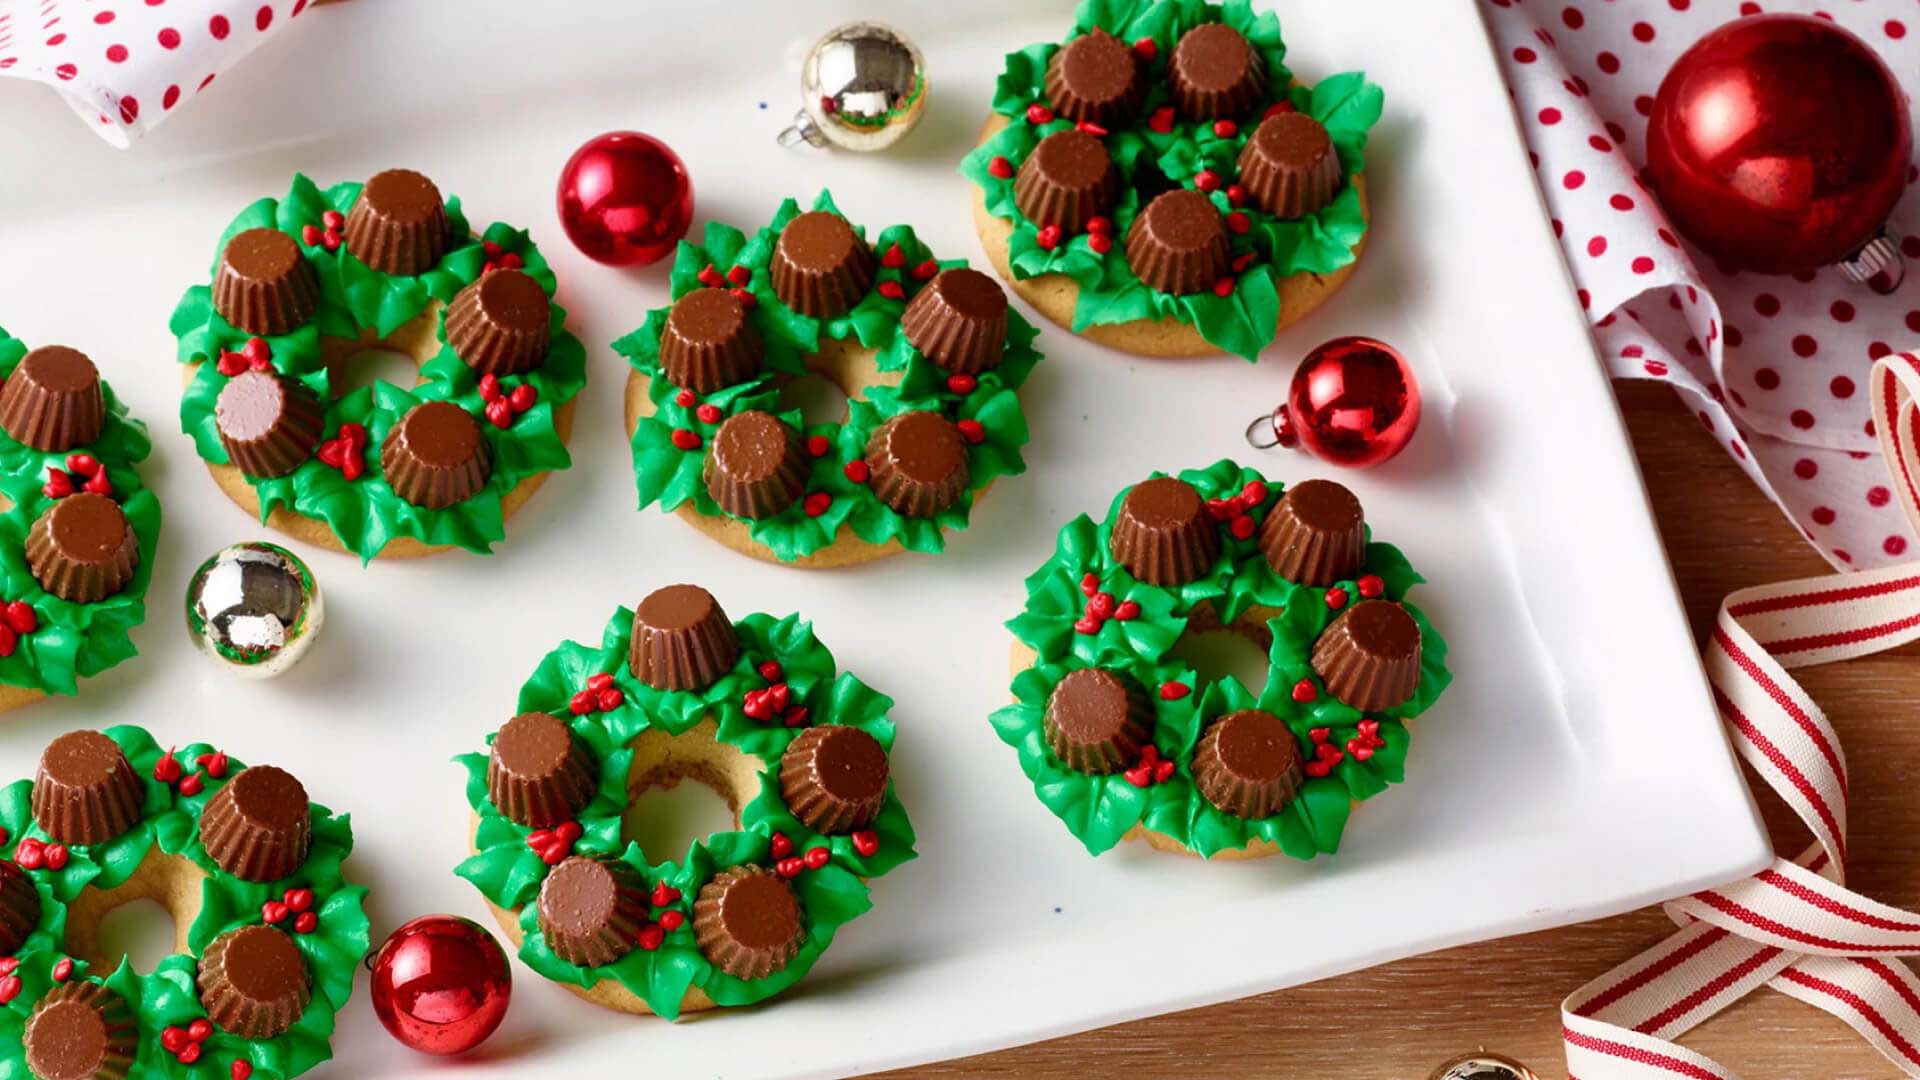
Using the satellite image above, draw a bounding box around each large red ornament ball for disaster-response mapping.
[1283,336,1420,468]
[369,915,511,1056]
[556,131,694,267]
[1645,14,1910,274]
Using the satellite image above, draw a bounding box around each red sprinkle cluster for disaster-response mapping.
[13,836,69,872]
[525,821,582,866]
[694,262,757,310]
[44,452,112,500]
[1073,573,1141,636]
[260,886,319,935]
[0,601,39,658]
[1205,480,1267,541]
[1122,744,1176,788]
[159,1017,216,1065]
[634,879,685,952]
[1148,105,1176,133]
[0,957,18,1003]
[1304,727,1344,777]
[1024,103,1055,125]
[479,374,538,430]
[315,423,369,481]
[481,240,525,275]
[769,831,831,880]
[1087,215,1114,254]
[1132,36,1158,61]
[215,336,273,377]
[743,660,808,727]
[569,672,626,716]
[805,435,832,458]
[802,491,834,518]
[1346,719,1386,762]
[300,209,345,253]
[153,747,227,799]
[669,387,726,452]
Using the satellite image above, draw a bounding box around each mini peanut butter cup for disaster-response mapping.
[702,411,807,520]
[1124,189,1230,295]
[342,168,450,276]
[31,730,142,846]
[628,584,740,692]
[213,228,319,337]
[1259,478,1366,585]
[1013,129,1120,233]
[1109,476,1220,586]
[23,981,135,1080]
[900,267,1008,375]
[864,411,969,519]
[196,925,311,1039]
[198,764,312,883]
[770,211,877,319]
[445,269,551,377]
[779,724,889,835]
[1044,667,1154,774]
[1045,28,1146,128]
[659,288,764,394]
[215,370,324,480]
[1237,112,1342,218]
[380,401,492,509]
[1168,22,1267,119]
[693,866,803,980]
[1193,709,1304,818]
[536,856,650,968]
[0,345,105,452]
[1313,600,1423,711]
[27,494,137,605]
[0,861,40,954]
[487,712,597,827]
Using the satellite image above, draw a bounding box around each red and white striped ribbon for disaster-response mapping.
[1562,350,1920,1078]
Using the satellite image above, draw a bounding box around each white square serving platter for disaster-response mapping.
[0,0,1770,1076]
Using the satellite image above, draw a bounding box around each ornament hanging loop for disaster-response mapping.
[777,110,828,149]
[1837,228,1906,294]
[1245,406,1297,450]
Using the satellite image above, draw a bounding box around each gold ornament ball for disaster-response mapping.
[779,21,928,152]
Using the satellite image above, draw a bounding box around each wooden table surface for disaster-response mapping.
[876,381,1918,1079]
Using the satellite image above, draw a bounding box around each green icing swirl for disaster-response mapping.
[455,605,916,1019]
[617,190,1043,563]
[958,0,1384,361]
[169,174,588,562]
[992,459,1450,858]
[0,725,369,1080]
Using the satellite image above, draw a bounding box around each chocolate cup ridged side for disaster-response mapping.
[486,712,598,828]
[536,856,650,967]
[1044,29,1146,128]
[1012,130,1120,233]
[212,228,320,337]
[1108,477,1221,587]
[0,862,40,954]
[31,731,144,846]
[899,268,1008,375]
[1192,709,1304,819]
[379,403,493,510]
[196,926,311,1039]
[198,766,312,883]
[1258,480,1368,585]
[1043,668,1154,774]
[23,981,135,1080]
[628,584,741,691]
[778,725,890,835]
[342,170,450,276]
[864,412,970,519]
[1236,114,1342,218]
[658,289,764,394]
[693,867,804,980]
[444,270,551,377]
[769,212,877,319]
[702,412,807,520]
[1124,190,1230,295]
[216,372,325,480]
[0,347,106,453]
[1168,22,1267,120]
[1311,601,1424,712]
[26,496,138,606]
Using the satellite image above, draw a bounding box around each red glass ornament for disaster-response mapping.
[1251,336,1420,468]
[556,131,694,267]
[368,915,511,1056]
[1645,14,1910,275]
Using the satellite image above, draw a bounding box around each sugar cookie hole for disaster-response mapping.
[331,347,422,400]
[774,372,851,428]
[61,851,201,974]
[623,776,739,867]
[620,718,765,865]
[93,899,177,975]
[1166,610,1273,696]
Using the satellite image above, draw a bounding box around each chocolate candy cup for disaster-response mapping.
[27,493,138,605]
[380,400,492,509]
[659,288,763,394]
[445,268,551,377]
[779,724,889,835]
[770,211,876,319]
[900,267,1008,375]
[342,168,450,276]
[487,712,597,828]
[1259,478,1366,585]
[864,411,970,519]
[0,345,105,452]
[1109,476,1220,586]
[213,228,320,337]
[23,981,135,1080]
[197,925,311,1039]
[1312,600,1423,711]
[693,866,804,980]
[536,856,650,968]
[1168,22,1267,119]
[702,410,807,520]
[199,764,312,883]
[628,584,740,691]
[1237,112,1342,218]
[1045,28,1146,128]
[1124,189,1230,295]
[0,860,40,954]
[1013,129,1120,233]
[1193,708,1304,818]
[1044,667,1154,774]
[31,730,142,846]
[215,370,325,480]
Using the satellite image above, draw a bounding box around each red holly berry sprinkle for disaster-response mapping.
[851,830,881,857]
[881,244,906,269]
[1291,678,1319,703]
[1159,681,1190,701]
[1035,224,1063,251]
[215,336,274,377]
[1226,211,1250,234]
[232,1061,254,1080]
[770,832,794,860]
[1229,515,1255,540]
[776,857,804,879]
[1325,587,1349,610]
[1357,574,1385,599]
[188,1019,213,1043]
[293,912,319,934]
[1194,169,1221,193]
[806,435,832,458]
[1212,119,1238,138]
[1075,120,1109,137]
[1305,741,1346,778]
[912,258,940,281]
[956,419,986,444]
[1025,103,1054,125]
[694,403,723,425]
[480,240,524,275]
[1226,184,1247,207]
[697,263,726,289]
[479,377,538,429]
[13,839,42,870]
[154,747,183,783]
[1212,277,1235,298]
[1148,106,1176,133]
[637,924,666,951]
[803,491,833,517]
[41,844,67,871]
[946,374,977,395]
[198,751,230,779]
[988,155,1015,179]
[1113,600,1141,621]
[262,900,289,924]
[40,468,72,500]
[651,880,681,908]
[1122,745,1176,787]
[1088,233,1113,254]
[1080,572,1100,596]
[1264,101,1298,119]
[726,264,751,286]
[0,976,18,1004]
[670,428,702,451]
[300,218,342,253]
[163,1027,190,1053]
[757,660,784,682]
[315,423,369,480]
[731,287,757,309]
[51,957,72,982]
[804,846,831,871]
[674,388,696,408]
[877,280,906,300]
[177,773,204,797]
[0,959,16,977]
[285,888,314,913]
[1232,252,1255,272]
[844,460,870,483]
[1132,36,1157,61]
[658,910,685,931]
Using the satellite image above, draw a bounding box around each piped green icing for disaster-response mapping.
[958,0,1384,361]
[992,459,1450,858]
[454,604,915,1019]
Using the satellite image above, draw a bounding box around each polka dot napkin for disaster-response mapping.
[1485,0,1920,569]
[0,0,316,148]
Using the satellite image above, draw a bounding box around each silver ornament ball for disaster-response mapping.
[185,541,323,679]
[779,21,928,152]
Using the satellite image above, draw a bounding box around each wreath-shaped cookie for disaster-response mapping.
[993,461,1450,858]
[0,331,159,713]
[0,725,368,1079]
[618,190,1043,567]
[961,0,1383,360]
[456,584,914,1017]
[169,169,588,561]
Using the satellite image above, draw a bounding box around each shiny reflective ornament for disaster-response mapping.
[1428,1052,1540,1080]
[1247,336,1421,468]
[184,541,322,678]
[556,130,694,267]
[369,915,511,1056]
[778,21,928,152]
[1646,14,1910,287]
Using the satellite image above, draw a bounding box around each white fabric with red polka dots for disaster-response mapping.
[0,0,312,148]
[1485,0,1920,569]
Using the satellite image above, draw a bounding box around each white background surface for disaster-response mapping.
[0,1,1771,1076]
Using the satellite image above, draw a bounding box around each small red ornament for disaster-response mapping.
[1249,336,1420,468]
[556,131,694,267]
[369,915,512,1056]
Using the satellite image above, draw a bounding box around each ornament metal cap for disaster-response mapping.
[777,21,928,152]
[1427,1051,1540,1080]
[1837,229,1906,293]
